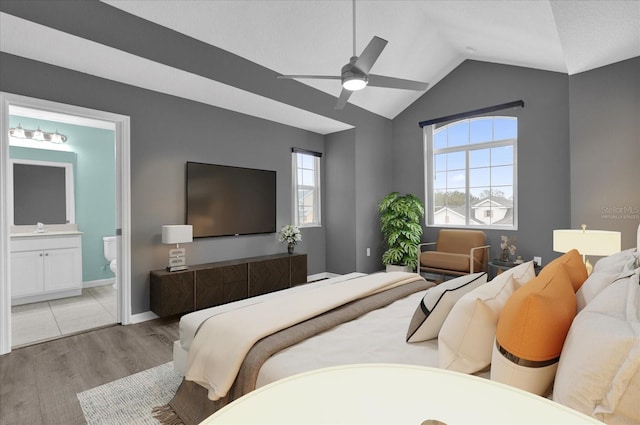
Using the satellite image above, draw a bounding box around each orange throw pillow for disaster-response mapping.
[541,249,588,292]
[496,265,577,363]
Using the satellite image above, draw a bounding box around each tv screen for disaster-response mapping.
[186,162,276,238]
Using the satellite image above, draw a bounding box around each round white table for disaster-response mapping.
[200,364,602,424]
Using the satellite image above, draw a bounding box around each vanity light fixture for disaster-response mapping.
[8,124,68,143]
[10,124,26,138]
[32,126,45,141]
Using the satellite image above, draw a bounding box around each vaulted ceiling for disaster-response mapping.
[1,1,639,134]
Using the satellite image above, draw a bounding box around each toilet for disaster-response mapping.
[103,236,117,287]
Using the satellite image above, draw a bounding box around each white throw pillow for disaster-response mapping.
[592,248,638,274]
[438,262,536,374]
[406,272,487,343]
[576,269,636,311]
[553,269,640,425]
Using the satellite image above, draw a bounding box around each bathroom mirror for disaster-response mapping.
[10,159,75,225]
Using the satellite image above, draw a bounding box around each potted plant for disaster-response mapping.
[378,192,424,272]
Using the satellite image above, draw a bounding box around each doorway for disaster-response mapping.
[0,92,131,355]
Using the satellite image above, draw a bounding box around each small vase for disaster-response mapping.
[287,243,294,255]
[500,248,510,262]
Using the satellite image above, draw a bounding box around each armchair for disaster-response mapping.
[418,229,490,279]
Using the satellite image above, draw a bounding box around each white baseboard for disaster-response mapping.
[307,272,341,282]
[129,311,159,324]
[83,278,115,288]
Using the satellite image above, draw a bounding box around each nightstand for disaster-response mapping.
[488,259,541,279]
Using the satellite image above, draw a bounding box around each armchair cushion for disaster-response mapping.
[419,229,488,274]
[437,229,486,257]
[420,251,479,273]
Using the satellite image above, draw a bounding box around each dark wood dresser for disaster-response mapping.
[150,253,307,317]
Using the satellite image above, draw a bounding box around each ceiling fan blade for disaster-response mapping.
[353,36,387,74]
[368,74,429,91]
[334,88,353,110]
[277,75,341,80]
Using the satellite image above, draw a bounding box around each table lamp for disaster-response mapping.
[162,225,193,272]
[553,224,621,274]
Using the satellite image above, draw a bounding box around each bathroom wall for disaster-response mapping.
[9,115,117,284]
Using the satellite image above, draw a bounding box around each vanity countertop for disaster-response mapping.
[11,231,83,238]
[10,224,82,238]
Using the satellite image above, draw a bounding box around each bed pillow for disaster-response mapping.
[406,272,487,343]
[592,248,639,274]
[553,269,640,425]
[576,268,636,311]
[438,262,536,374]
[540,249,588,292]
[491,266,576,395]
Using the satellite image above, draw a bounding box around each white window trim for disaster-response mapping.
[292,151,322,228]
[424,118,518,230]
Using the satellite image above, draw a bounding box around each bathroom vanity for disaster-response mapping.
[10,226,83,306]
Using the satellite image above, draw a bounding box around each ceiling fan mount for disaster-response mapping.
[277,0,428,109]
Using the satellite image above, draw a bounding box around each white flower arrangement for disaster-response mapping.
[278,224,302,245]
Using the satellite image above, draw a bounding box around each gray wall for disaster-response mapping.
[0,0,393,315]
[392,60,571,266]
[355,121,393,272]
[324,122,394,274]
[568,57,640,250]
[5,1,635,318]
[1,52,326,314]
[325,129,357,274]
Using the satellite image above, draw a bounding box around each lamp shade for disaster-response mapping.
[162,225,193,244]
[553,228,621,256]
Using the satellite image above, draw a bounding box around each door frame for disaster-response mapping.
[0,92,131,355]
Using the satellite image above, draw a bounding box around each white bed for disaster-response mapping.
[173,272,368,375]
[165,226,640,425]
[255,287,442,388]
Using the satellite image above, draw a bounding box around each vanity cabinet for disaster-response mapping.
[10,233,83,305]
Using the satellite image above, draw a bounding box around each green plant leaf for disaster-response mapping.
[378,192,425,266]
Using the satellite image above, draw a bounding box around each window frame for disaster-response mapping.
[292,149,322,228]
[424,116,518,230]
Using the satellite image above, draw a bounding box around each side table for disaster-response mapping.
[488,259,541,279]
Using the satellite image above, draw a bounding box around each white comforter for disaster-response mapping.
[255,288,442,388]
[185,272,423,400]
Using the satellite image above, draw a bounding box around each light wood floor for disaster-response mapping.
[0,317,179,425]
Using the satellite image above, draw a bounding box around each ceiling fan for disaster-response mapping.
[277,0,429,110]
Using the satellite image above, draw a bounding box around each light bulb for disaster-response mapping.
[32,126,45,141]
[10,124,26,138]
[342,76,367,91]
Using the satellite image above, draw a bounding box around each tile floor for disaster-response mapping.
[11,285,117,348]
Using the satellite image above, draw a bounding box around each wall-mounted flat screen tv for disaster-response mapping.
[186,161,276,238]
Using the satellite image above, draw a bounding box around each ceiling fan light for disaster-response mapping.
[342,76,367,91]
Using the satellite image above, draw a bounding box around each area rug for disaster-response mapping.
[78,362,182,425]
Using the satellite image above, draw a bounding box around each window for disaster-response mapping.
[424,116,517,229]
[292,149,321,227]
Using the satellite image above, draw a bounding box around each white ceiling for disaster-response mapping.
[2,1,639,134]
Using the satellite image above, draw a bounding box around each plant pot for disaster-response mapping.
[386,264,411,273]
[287,243,295,255]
